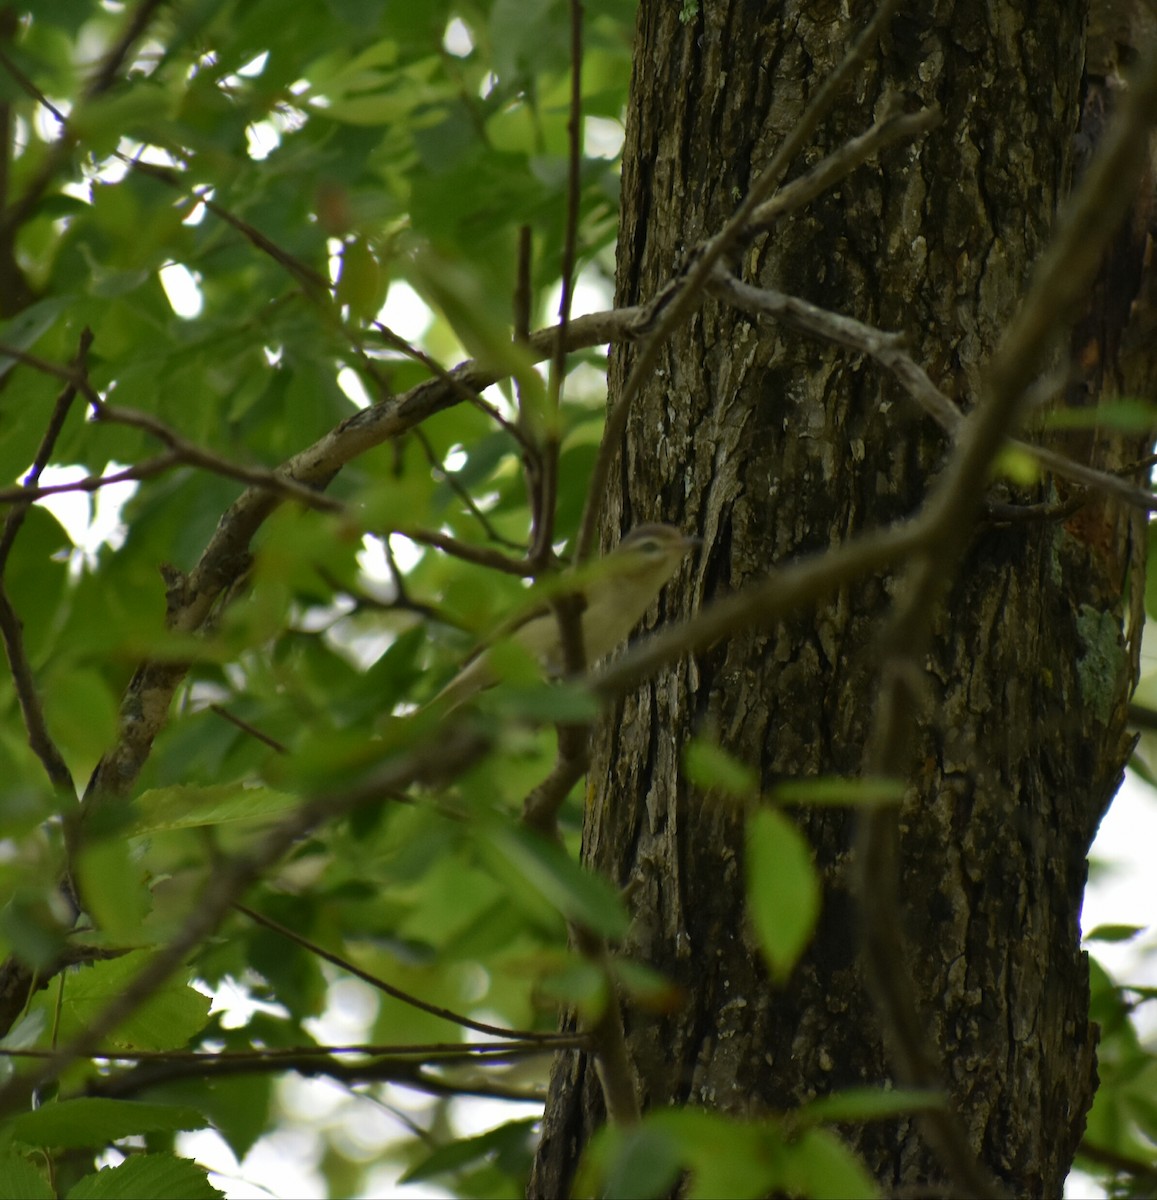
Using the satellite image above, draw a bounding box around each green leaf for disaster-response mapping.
[129,784,301,834]
[74,836,152,942]
[48,952,212,1051]
[483,822,629,938]
[990,443,1039,486]
[1084,923,1146,944]
[336,236,387,321]
[781,1128,879,1200]
[6,1099,207,1150]
[401,1117,538,1183]
[1041,399,1157,432]
[600,1124,683,1199]
[794,1087,943,1126]
[0,1150,53,1199]
[683,738,758,798]
[0,298,68,381]
[66,1152,224,1199]
[746,808,821,984]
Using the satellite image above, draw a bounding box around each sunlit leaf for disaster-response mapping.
[746,808,821,984]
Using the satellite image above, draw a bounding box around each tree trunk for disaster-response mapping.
[532,2,1150,1195]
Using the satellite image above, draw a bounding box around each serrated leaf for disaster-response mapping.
[746,808,821,984]
[7,1099,206,1149]
[66,1152,223,1199]
[0,1150,53,1199]
[74,836,151,942]
[130,784,300,834]
[53,952,211,1051]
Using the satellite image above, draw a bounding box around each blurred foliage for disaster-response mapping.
[0,2,1153,1199]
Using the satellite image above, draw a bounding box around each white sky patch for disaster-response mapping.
[546,270,612,321]
[30,464,136,568]
[33,98,69,142]
[246,119,281,161]
[236,51,269,79]
[201,975,290,1029]
[337,366,372,409]
[584,115,624,160]
[159,262,204,318]
[379,281,434,343]
[481,381,516,421]
[327,237,344,287]
[303,975,379,1046]
[443,17,474,57]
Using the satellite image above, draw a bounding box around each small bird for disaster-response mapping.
[427,523,699,712]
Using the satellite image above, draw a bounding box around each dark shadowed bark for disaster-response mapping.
[532,2,1153,1195]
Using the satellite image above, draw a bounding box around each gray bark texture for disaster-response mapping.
[531,1,1155,1196]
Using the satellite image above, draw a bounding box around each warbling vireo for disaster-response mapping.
[428,523,699,711]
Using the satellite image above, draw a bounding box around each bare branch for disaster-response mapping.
[87,1050,546,1104]
[394,527,531,576]
[233,902,558,1042]
[0,331,94,797]
[0,728,491,1116]
[710,273,1157,511]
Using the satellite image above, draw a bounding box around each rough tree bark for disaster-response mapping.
[532,2,1152,1195]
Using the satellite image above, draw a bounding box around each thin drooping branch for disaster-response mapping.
[87,1050,547,1104]
[1,1035,584,1063]
[0,342,344,513]
[855,32,1157,1200]
[0,455,183,505]
[233,902,558,1042]
[0,727,491,1117]
[0,330,93,797]
[529,0,586,569]
[84,306,636,804]
[710,273,1157,511]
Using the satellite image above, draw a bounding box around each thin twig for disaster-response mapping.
[0,1035,584,1062]
[87,1050,546,1103]
[233,902,559,1042]
[207,705,288,755]
[394,526,530,576]
[710,273,1157,511]
[530,0,585,569]
[0,728,491,1117]
[409,425,523,546]
[0,455,183,506]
